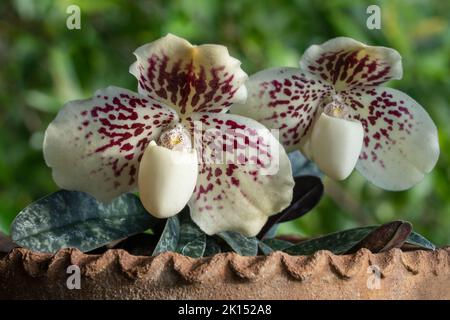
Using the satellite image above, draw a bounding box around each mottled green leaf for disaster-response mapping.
[11,190,158,253]
[262,238,293,251]
[152,215,180,256]
[405,232,436,250]
[283,222,437,255]
[180,235,206,258]
[283,227,374,255]
[174,208,206,258]
[218,231,258,256]
[176,208,204,251]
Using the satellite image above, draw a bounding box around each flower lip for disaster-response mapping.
[138,140,198,219]
[303,112,364,181]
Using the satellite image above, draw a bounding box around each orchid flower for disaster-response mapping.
[43,34,294,237]
[232,37,439,190]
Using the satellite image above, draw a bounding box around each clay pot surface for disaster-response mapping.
[1,247,449,300]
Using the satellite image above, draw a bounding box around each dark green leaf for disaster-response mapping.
[258,241,273,255]
[405,232,436,251]
[180,235,206,258]
[258,176,324,239]
[218,231,258,256]
[283,221,436,255]
[114,233,157,256]
[152,216,180,256]
[11,190,158,253]
[277,176,324,223]
[174,208,207,258]
[283,227,375,255]
[176,207,204,251]
[262,238,293,251]
[203,236,222,256]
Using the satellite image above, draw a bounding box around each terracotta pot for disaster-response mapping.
[0,247,449,299]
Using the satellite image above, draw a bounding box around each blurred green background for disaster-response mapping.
[0,0,449,244]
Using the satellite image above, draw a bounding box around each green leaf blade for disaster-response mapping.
[406,232,436,250]
[218,231,258,256]
[262,238,293,251]
[180,235,206,258]
[11,190,158,253]
[283,227,375,255]
[258,241,273,255]
[152,215,180,256]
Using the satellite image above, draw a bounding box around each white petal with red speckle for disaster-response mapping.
[184,113,294,236]
[43,86,178,202]
[130,34,248,116]
[230,67,330,152]
[300,37,403,91]
[342,87,439,190]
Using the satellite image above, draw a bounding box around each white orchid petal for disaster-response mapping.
[184,113,294,237]
[230,67,329,151]
[342,87,439,190]
[304,113,363,180]
[43,86,178,202]
[130,33,248,116]
[300,37,403,90]
[138,141,198,218]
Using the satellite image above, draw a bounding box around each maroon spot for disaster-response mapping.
[196,183,214,200]
[226,164,238,176]
[121,143,133,152]
[225,120,245,130]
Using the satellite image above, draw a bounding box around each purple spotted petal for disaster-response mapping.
[183,113,294,236]
[341,87,439,190]
[44,86,178,202]
[300,37,403,91]
[231,67,330,151]
[130,34,248,116]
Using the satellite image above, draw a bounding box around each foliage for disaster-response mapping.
[282,221,435,255]
[0,0,449,245]
[11,190,158,252]
[9,189,435,256]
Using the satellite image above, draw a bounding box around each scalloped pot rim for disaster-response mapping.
[1,247,450,299]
